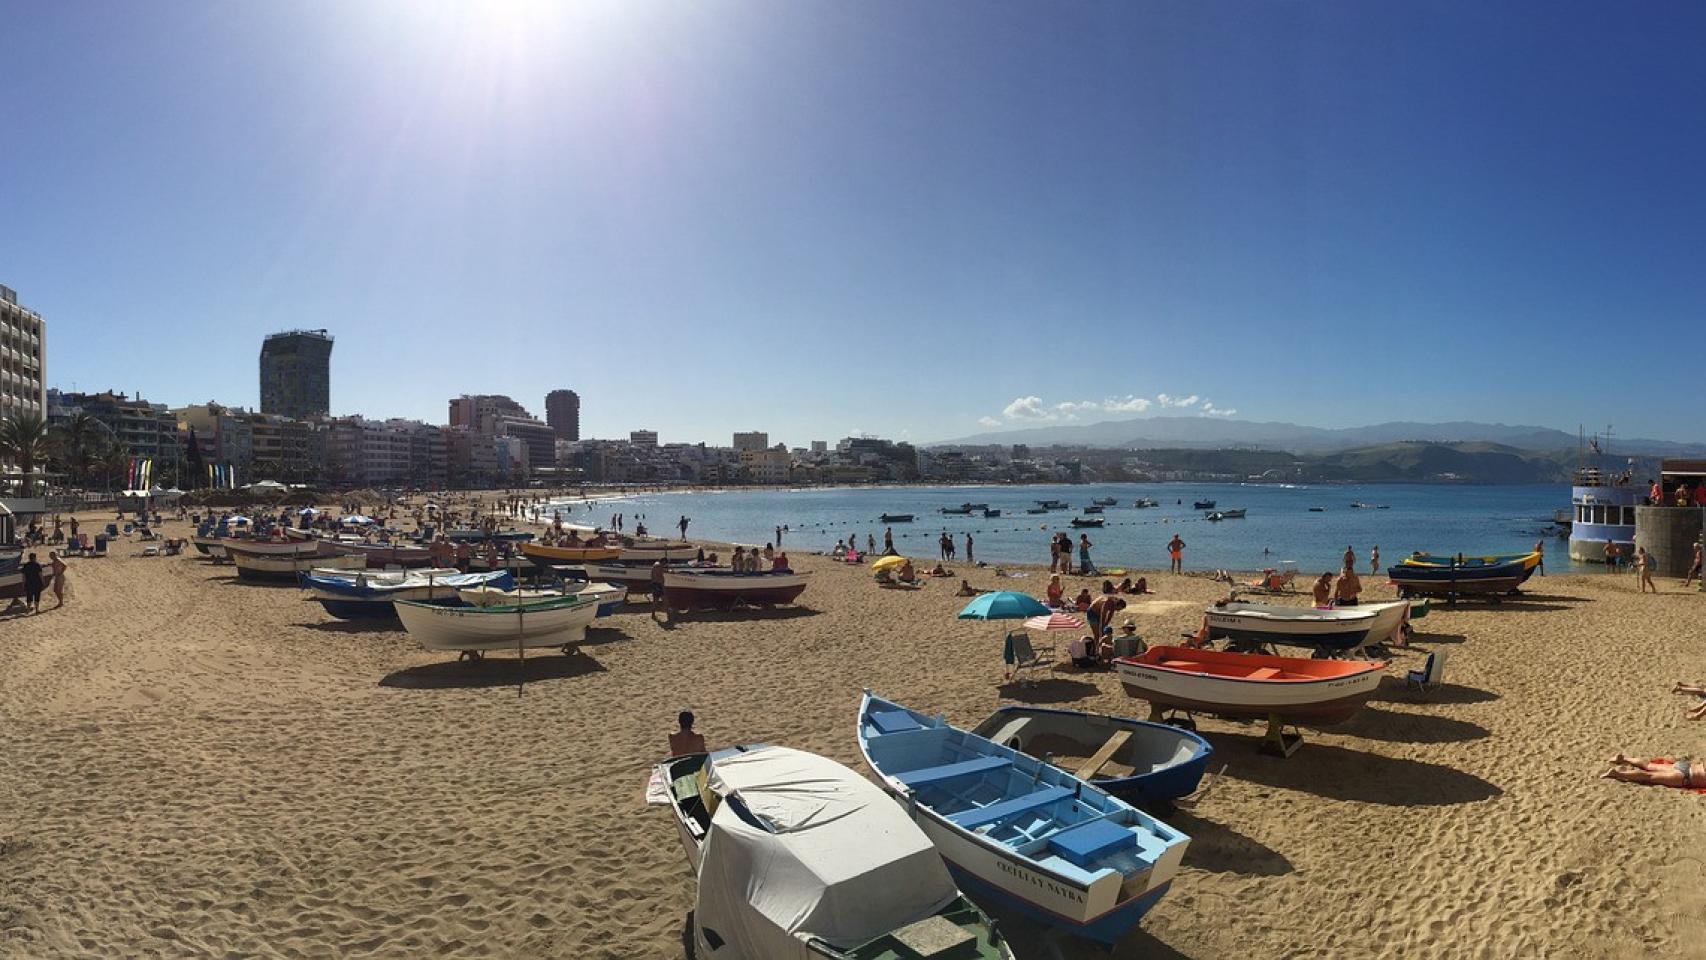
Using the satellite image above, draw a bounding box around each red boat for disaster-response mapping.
[662,569,808,611]
[1114,645,1385,726]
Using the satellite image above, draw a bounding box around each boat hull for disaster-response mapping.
[1205,604,1379,652]
[234,550,365,582]
[394,596,599,652]
[971,706,1212,807]
[519,542,623,569]
[1387,558,1533,597]
[1115,646,1384,725]
[663,570,807,610]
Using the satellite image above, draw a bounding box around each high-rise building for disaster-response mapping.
[447,394,555,470]
[0,284,47,429]
[733,431,769,452]
[259,329,333,420]
[630,429,658,447]
[545,389,581,441]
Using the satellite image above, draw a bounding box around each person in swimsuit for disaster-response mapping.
[1167,534,1185,574]
[1600,754,1702,788]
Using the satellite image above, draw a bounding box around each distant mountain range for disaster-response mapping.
[935,417,1705,456]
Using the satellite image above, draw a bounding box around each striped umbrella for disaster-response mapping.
[1023,612,1085,633]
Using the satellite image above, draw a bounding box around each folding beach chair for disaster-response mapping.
[1406,650,1450,694]
[1004,631,1052,686]
[92,536,109,558]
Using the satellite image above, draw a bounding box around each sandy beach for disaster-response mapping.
[4,510,1705,959]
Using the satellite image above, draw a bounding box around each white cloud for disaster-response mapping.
[1102,395,1152,413]
[1002,396,1054,420]
[977,416,1002,428]
[1200,401,1237,418]
[1157,394,1200,408]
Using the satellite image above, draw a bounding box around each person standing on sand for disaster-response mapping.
[1637,547,1658,593]
[939,532,951,561]
[883,527,896,556]
[1369,545,1380,577]
[1343,545,1356,572]
[21,552,44,613]
[775,525,783,546]
[965,532,974,565]
[1078,534,1096,576]
[1167,534,1186,574]
[867,534,876,557]
[679,516,689,539]
[1048,537,1061,573]
[1534,538,1545,576]
[651,559,668,619]
[1685,542,1702,588]
[49,551,67,608]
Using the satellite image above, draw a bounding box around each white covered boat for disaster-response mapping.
[394,593,600,657]
[301,568,509,620]
[230,540,365,582]
[648,744,1014,959]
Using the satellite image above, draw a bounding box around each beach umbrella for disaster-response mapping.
[341,514,375,526]
[297,507,319,517]
[870,555,909,572]
[1023,612,1084,633]
[957,591,1049,621]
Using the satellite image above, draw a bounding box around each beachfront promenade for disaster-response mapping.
[2,509,1702,958]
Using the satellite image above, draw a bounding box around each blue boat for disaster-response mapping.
[969,706,1212,808]
[1387,555,1533,599]
[299,569,515,620]
[856,692,1190,947]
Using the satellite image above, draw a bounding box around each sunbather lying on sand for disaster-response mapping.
[1671,682,1706,720]
[1600,754,1705,788]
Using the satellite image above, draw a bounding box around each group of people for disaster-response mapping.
[729,544,787,574]
[1048,533,1096,576]
[6,550,67,614]
[937,531,974,564]
[1066,619,1143,670]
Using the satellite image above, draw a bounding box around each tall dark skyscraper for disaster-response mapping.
[545,389,580,441]
[259,330,333,420]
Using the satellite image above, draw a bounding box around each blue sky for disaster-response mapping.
[4,1,1704,446]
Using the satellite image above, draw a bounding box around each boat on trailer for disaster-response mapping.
[1387,554,1536,599]
[970,706,1212,809]
[649,744,1015,959]
[857,692,1189,947]
[1114,645,1385,755]
[394,592,601,659]
[1205,600,1397,653]
[663,569,808,611]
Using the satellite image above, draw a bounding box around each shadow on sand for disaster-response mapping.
[581,625,631,646]
[994,677,1100,704]
[1407,631,1467,644]
[1332,705,1490,745]
[666,606,822,623]
[378,651,605,690]
[1369,676,1500,706]
[1217,737,1501,806]
[294,618,403,634]
[1168,809,1294,877]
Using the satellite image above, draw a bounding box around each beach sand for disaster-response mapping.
[3,512,1705,958]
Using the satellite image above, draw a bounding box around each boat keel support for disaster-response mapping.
[1261,713,1303,758]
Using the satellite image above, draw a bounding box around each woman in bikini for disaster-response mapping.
[1601,754,1704,788]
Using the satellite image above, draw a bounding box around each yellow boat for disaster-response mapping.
[1401,550,1542,572]
[520,542,623,567]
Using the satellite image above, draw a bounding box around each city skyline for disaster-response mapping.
[6,3,1706,443]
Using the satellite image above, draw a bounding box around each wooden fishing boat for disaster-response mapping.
[190,534,228,558]
[982,508,1001,518]
[1082,505,1104,514]
[1092,497,1118,506]
[1069,517,1105,528]
[229,540,365,582]
[1114,645,1384,726]
[444,529,535,544]
[219,537,322,558]
[1205,600,1383,652]
[663,569,808,611]
[1387,555,1534,599]
[1192,500,1216,510]
[393,593,600,657]
[301,569,511,620]
[457,585,563,607]
[1134,498,1160,508]
[343,541,435,569]
[940,505,974,515]
[970,706,1212,808]
[519,541,623,569]
[857,693,1189,947]
[616,539,697,563]
[878,513,915,523]
[1401,551,1541,573]
[649,744,1015,959]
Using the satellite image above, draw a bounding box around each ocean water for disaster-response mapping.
[543,482,1582,575]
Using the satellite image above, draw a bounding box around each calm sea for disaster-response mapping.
[543,483,1582,575]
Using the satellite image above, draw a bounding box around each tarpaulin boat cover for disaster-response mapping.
[696,746,958,959]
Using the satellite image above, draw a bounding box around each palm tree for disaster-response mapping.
[0,413,51,497]
[52,411,108,487]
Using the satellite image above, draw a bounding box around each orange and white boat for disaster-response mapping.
[1114,645,1385,726]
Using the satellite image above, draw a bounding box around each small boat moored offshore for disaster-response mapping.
[878,513,915,523]
[1092,497,1118,506]
[970,706,1212,808]
[982,508,1001,518]
[1192,500,1216,510]
[649,744,1015,959]
[857,692,1190,947]
[1069,517,1105,528]
[1134,498,1160,509]
[1082,505,1104,514]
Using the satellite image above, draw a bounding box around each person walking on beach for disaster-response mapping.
[965,532,974,565]
[1167,534,1186,574]
[883,527,896,556]
[939,531,952,561]
[49,551,67,608]
[1534,538,1545,576]
[1637,546,1657,593]
[20,552,44,613]
[1369,545,1380,576]
[1685,542,1702,589]
[1049,536,1061,573]
[679,515,689,538]
[651,559,668,619]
